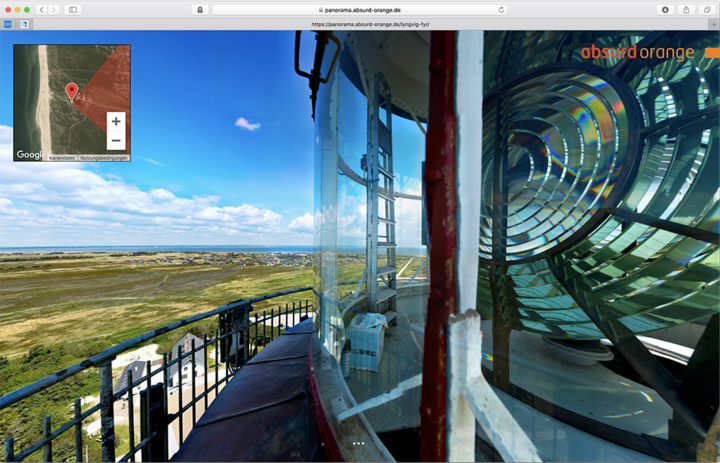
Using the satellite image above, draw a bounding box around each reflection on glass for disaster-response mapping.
[313,31,429,461]
[477,30,719,462]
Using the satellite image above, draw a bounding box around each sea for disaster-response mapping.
[13,45,42,154]
[0,245,427,255]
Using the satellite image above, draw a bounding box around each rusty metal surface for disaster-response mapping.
[173,319,317,462]
[308,338,344,462]
[420,30,457,463]
[282,319,316,335]
[195,357,308,427]
[172,399,313,462]
[247,333,315,365]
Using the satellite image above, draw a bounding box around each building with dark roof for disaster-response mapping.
[168,333,206,389]
[113,361,146,398]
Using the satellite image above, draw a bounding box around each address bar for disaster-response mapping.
[212,4,508,15]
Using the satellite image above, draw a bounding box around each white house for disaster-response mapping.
[168,333,206,389]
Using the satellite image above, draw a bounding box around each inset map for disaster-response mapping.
[13,44,131,161]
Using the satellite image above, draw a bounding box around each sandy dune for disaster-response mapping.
[35,45,52,156]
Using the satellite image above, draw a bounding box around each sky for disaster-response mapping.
[0,31,321,247]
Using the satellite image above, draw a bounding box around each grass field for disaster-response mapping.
[0,250,426,461]
[0,251,426,357]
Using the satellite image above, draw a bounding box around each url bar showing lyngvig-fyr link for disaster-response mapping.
[212,4,508,15]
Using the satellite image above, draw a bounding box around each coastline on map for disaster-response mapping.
[13,45,42,155]
[35,45,52,156]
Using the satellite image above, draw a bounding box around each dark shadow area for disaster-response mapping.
[377,427,421,462]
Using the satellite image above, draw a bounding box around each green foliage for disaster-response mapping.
[0,343,101,462]
[0,255,92,262]
[0,251,339,461]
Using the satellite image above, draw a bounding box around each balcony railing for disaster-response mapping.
[1,287,313,463]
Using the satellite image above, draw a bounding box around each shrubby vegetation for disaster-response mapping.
[0,341,113,462]
[0,256,93,262]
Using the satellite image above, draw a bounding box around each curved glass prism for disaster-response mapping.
[479,31,720,339]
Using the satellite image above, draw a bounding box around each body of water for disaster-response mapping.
[0,245,315,253]
[0,245,427,256]
[13,45,42,156]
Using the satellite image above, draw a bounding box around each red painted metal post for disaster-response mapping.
[420,31,458,463]
[308,340,344,462]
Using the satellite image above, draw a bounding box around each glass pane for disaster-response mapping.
[475,30,719,462]
[313,31,428,462]
[480,68,634,261]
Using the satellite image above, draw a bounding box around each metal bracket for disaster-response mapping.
[294,31,341,119]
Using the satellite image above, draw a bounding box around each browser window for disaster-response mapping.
[0,2,718,463]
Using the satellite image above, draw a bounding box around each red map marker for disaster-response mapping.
[65,83,78,102]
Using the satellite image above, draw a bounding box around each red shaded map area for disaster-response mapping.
[73,45,131,153]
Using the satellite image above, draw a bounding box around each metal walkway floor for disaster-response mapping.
[344,313,425,433]
[172,319,318,462]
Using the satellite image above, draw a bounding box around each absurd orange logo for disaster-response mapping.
[581,44,698,62]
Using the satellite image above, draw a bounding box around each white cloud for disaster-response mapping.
[195,204,282,225]
[0,125,11,144]
[332,186,423,249]
[394,183,423,249]
[138,156,164,166]
[288,213,313,234]
[0,126,310,246]
[234,117,261,131]
[0,198,30,218]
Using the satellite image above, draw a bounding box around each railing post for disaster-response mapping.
[74,398,83,463]
[234,314,241,369]
[4,437,14,462]
[43,415,52,463]
[224,326,229,385]
[144,360,152,459]
[242,309,250,365]
[128,369,135,462]
[99,360,116,462]
[162,353,169,463]
[203,334,209,410]
[191,339,197,425]
[254,316,258,356]
[141,383,166,463]
[177,345,184,446]
[214,328,219,391]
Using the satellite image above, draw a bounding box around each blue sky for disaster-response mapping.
[0,31,320,246]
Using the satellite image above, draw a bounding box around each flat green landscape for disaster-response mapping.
[0,252,309,357]
[0,251,425,357]
[0,250,425,462]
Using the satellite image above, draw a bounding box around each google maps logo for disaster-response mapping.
[5,7,30,13]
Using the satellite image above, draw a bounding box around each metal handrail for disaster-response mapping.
[0,286,311,411]
[1,286,313,462]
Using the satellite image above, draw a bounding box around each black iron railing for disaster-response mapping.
[1,287,313,463]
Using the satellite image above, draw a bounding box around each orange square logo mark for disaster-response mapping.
[706,48,720,59]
